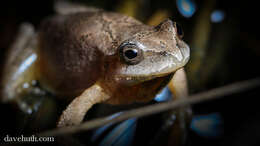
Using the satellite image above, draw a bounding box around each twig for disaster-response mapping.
[39,78,260,136]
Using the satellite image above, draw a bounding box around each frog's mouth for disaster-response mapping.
[116,67,178,87]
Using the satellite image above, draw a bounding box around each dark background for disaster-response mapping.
[0,0,259,146]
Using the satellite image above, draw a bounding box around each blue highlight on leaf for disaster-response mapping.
[190,112,224,138]
[91,112,137,146]
[211,10,225,23]
[154,87,172,102]
[176,0,196,18]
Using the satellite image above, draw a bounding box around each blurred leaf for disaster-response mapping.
[116,0,139,18]
[147,10,170,26]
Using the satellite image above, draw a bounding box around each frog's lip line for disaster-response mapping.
[146,66,182,78]
[118,65,184,81]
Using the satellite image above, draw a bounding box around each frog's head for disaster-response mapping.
[111,19,190,85]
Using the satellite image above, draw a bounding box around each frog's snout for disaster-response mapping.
[175,42,190,66]
[155,19,190,70]
[158,45,190,76]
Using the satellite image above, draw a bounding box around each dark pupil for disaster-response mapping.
[176,23,183,36]
[124,49,138,59]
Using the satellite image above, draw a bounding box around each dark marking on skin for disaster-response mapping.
[160,41,167,49]
[160,51,168,56]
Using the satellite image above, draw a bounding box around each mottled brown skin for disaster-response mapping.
[37,10,190,126]
[1,8,190,127]
[37,11,147,98]
[38,11,189,103]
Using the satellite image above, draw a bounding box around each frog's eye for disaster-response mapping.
[174,22,184,39]
[119,43,143,65]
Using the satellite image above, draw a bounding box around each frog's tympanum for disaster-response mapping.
[0,4,190,127]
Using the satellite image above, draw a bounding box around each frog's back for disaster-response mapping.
[37,11,147,97]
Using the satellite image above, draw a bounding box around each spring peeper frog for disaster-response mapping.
[0,3,190,127]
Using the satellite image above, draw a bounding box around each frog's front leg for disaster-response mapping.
[167,68,192,145]
[168,68,189,98]
[1,23,38,103]
[57,83,110,127]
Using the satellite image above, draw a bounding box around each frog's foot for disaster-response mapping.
[54,0,102,15]
[57,83,110,127]
[1,23,38,103]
